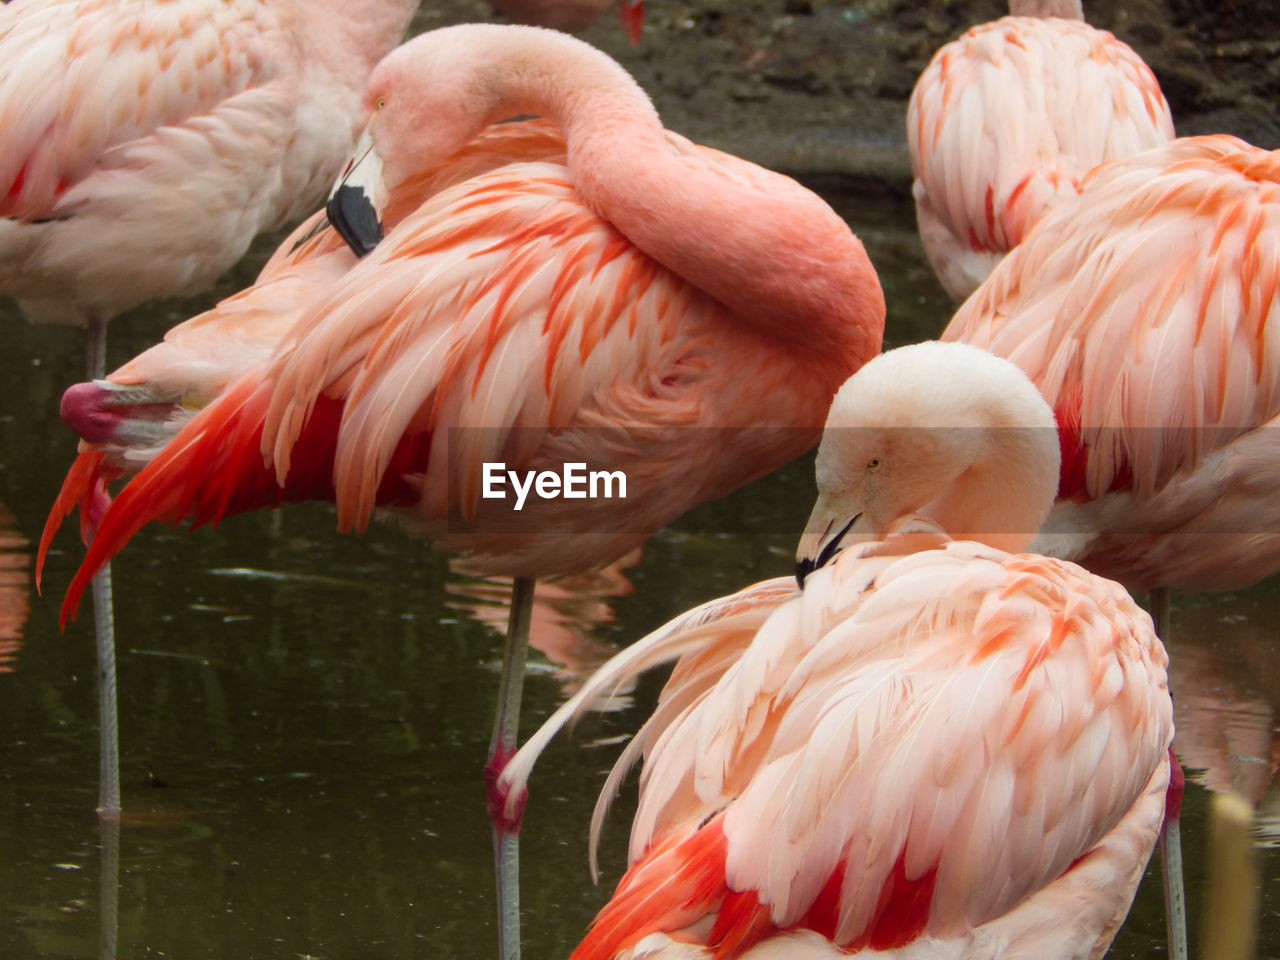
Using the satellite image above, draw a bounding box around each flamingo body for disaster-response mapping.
[943,134,1280,591]
[0,0,416,324]
[43,27,884,618]
[497,343,1173,960]
[907,11,1173,300]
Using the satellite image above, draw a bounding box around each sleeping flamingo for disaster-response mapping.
[0,0,420,332]
[496,341,1174,959]
[941,135,1280,602]
[907,0,1173,300]
[39,24,886,959]
[1,0,419,817]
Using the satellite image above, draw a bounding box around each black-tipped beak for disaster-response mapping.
[795,553,817,589]
[327,131,386,258]
[794,514,858,589]
[327,184,383,258]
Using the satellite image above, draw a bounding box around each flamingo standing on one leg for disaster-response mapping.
[38,24,886,960]
[907,0,1174,301]
[0,0,419,817]
[940,132,1280,960]
[496,341,1174,960]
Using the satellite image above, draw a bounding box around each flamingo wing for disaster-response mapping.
[944,135,1280,502]
[51,137,725,618]
[0,0,290,222]
[569,539,1171,958]
[257,154,715,531]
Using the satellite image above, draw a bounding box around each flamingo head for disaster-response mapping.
[795,342,1060,586]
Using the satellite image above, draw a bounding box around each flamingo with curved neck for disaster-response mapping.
[44,24,886,960]
[496,343,1173,960]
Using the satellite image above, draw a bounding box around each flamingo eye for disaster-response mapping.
[375,96,387,110]
[868,458,881,469]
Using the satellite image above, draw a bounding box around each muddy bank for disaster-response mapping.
[417,1,1280,190]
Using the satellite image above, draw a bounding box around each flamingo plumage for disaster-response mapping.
[942,134,1280,594]
[907,0,1174,301]
[40,24,885,959]
[0,0,420,328]
[496,341,1173,960]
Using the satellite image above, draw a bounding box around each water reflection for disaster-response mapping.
[0,501,29,673]
[448,549,641,703]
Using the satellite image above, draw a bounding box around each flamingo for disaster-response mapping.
[38,24,886,959]
[940,134,1280,601]
[0,0,419,816]
[937,132,1280,960]
[495,341,1174,960]
[907,0,1174,301]
[0,0,420,333]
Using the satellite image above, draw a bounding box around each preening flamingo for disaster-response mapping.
[40,23,885,959]
[496,341,1174,960]
[1,0,418,816]
[941,134,1280,597]
[907,0,1173,300]
[0,0,419,330]
[939,133,1280,960]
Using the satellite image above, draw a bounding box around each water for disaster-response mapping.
[1,188,1278,959]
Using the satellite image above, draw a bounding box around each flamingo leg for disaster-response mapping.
[99,814,121,960]
[488,574,534,960]
[1150,586,1186,960]
[85,310,122,819]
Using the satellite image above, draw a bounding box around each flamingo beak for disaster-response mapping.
[327,130,387,257]
[60,380,184,447]
[795,497,860,588]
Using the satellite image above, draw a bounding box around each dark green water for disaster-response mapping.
[1,188,1277,960]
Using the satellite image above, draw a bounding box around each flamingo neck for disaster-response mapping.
[920,429,1057,554]
[485,31,884,379]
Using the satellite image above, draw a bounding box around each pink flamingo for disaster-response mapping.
[1,0,419,817]
[941,134,1280,601]
[497,341,1174,960]
[939,132,1280,960]
[907,0,1173,300]
[39,24,886,958]
[0,0,419,334]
